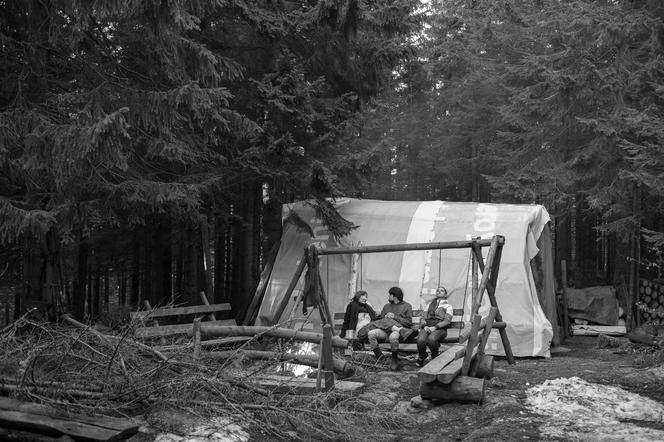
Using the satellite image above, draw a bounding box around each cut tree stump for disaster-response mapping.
[419,376,486,404]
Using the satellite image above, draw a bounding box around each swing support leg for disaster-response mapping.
[472,236,514,364]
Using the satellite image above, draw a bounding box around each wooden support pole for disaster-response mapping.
[470,307,497,377]
[461,314,482,376]
[474,355,494,379]
[200,214,214,304]
[317,269,334,328]
[472,236,499,316]
[317,238,494,256]
[458,317,486,345]
[272,251,308,324]
[199,325,350,348]
[472,237,514,364]
[193,317,201,360]
[199,291,216,321]
[419,376,486,404]
[322,324,335,391]
[471,249,479,315]
[316,335,324,392]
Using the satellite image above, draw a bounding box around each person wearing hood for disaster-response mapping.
[340,290,377,340]
[416,286,454,367]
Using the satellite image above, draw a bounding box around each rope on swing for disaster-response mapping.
[459,249,472,330]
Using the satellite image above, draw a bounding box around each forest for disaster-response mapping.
[1,0,664,326]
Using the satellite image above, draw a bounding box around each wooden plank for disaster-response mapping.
[0,410,133,442]
[253,375,364,394]
[0,398,137,434]
[572,325,627,336]
[135,319,236,338]
[437,346,478,384]
[200,325,350,348]
[0,427,75,441]
[418,344,466,383]
[130,303,231,321]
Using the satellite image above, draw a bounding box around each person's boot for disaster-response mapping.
[372,347,383,359]
[416,347,427,367]
[390,342,400,371]
[430,345,439,360]
[390,351,400,371]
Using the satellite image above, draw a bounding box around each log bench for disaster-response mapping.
[131,297,236,339]
[417,307,500,404]
[0,397,138,441]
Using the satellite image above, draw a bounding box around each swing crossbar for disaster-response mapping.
[316,238,499,256]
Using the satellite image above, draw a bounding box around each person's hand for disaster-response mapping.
[385,312,395,319]
[391,325,401,332]
[424,326,435,333]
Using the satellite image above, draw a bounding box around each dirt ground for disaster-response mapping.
[345,335,664,442]
[131,335,664,442]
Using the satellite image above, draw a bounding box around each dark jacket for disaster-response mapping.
[341,299,377,337]
[357,301,415,341]
[378,301,413,328]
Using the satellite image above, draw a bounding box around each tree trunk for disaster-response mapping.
[214,215,228,304]
[174,224,184,304]
[103,267,109,313]
[92,268,100,317]
[200,214,214,302]
[232,181,259,320]
[142,232,152,306]
[419,376,486,403]
[72,238,88,321]
[130,235,141,308]
[119,269,126,307]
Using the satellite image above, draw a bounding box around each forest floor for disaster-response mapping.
[124,334,664,442]
[3,314,664,442]
[341,335,664,442]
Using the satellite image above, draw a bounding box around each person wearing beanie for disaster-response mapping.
[363,286,413,371]
[416,286,454,367]
[341,290,377,340]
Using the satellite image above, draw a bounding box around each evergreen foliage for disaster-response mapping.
[0,0,420,317]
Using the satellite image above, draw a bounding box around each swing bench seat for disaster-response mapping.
[334,309,467,353]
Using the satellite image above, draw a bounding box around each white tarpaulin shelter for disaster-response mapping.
[256,199,557,357]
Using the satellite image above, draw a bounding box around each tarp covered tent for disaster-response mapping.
[256,199,557,357]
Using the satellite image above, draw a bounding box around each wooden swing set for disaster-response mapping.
[198,234,514,398]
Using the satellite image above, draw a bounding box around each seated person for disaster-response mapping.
[416,286,454,366]
[340,290,377,344]
[357,286,413,370]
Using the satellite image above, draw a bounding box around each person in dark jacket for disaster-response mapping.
[362,286,413,370]
[416,286,454,366]
[341,290,377,340]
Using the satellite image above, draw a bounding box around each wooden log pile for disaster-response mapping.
[638,279,664,325]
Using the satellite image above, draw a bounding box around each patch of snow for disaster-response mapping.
[526,376,664,441]
[154,417,249,442]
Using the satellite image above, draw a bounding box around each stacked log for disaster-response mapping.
[638,279,664,325]
[418,310,498,404]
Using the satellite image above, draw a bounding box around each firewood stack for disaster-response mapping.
[638,279,664,325]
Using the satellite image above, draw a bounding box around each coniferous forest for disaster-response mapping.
[1,0,664,326]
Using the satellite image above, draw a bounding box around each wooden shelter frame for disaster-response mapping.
[272,234,515,364]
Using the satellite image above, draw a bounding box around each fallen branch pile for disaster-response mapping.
[0,316,402,441]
